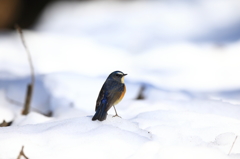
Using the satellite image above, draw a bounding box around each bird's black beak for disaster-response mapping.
[123,74,127,76]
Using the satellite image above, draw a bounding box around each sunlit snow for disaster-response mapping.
[0,0,240,159]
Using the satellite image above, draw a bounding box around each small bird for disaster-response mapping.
[92,71,127,121]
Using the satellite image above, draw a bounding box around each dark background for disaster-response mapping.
[0,0,54,29]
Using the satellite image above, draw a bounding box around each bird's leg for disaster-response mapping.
[112,106,121,118]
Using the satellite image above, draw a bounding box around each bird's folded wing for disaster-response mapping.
[95,80,124,112]
[106,84,125,111]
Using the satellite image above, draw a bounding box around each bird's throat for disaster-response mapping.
[121,77,124,83]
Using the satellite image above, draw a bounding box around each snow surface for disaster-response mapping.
[0,0,240,159]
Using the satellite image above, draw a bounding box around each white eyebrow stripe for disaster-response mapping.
[116,72,123,75]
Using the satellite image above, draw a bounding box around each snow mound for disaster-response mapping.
[0,115,150,159]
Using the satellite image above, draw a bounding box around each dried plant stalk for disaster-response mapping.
[15,25,35,115]
[17,146,29,159]
[228,136,238,155]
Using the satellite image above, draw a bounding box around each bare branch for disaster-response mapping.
[15,25,35,84]
[136,85,146,100]
[6,96,52,117]
[6,97,23,106]
[0,120,12,127]
[22,84,33,115]
[15,24,35,115]
[228,136,238,155]
[17,146,29,159]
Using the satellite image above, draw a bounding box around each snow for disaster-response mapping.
[0,0,240,158]
[35,0,240,50]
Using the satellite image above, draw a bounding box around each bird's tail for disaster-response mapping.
[92,104,107,121]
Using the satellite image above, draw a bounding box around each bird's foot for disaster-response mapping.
[112,114,122,118]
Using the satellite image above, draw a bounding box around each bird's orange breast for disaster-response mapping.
[114,85,126,105]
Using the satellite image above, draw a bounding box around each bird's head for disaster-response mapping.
[108,71,127,83]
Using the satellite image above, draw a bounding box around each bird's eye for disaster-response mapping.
[116,74,120,77]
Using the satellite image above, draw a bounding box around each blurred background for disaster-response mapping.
[1,0,240,87]
[1,0,240,116]
[1,0,240,44]
[1,1,240,157]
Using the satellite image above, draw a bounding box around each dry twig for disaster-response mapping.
[17,146,29,159]
[136,85,146,100]
[0,120,12,127]
[228,136,238,155]
[6,96,53,117]
[15,25,35,115]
